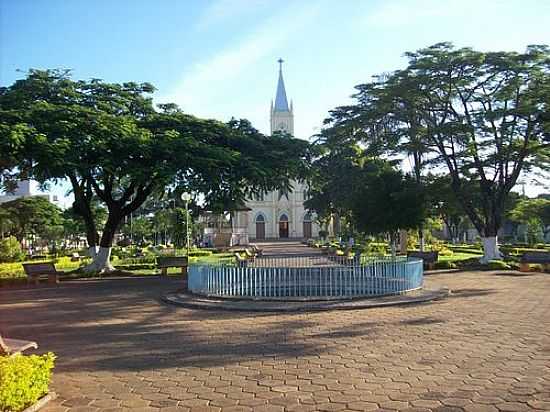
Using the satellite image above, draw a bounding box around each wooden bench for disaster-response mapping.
[520,251,550,272]
[0,334,38,357]
[157,256,188,276]
[22,262,60,285]
[407,251,439,270]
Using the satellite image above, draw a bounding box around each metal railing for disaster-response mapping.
[188,257,423,300]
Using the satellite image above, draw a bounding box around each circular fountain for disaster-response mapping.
[188,254,423,301]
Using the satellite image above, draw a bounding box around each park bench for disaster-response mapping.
[70,252,83,262]
[520,251,550,272]
[157,256,188,276]
[407,251,439,270]
[0,334,38,357]
[22,262,60,285]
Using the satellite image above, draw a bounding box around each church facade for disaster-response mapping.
[240,60,320,241]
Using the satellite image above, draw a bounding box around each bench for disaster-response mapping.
[157,256,188,276]
[22,262,60,285]
[520,251,550,272]
[407,251,439,270]
[1,334,38,357]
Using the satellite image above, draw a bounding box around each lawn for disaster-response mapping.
[439,251,483,262]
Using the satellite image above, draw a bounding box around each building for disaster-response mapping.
[0,180,54,205]
[201,59,321,246]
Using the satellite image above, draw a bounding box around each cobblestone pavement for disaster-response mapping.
[1,270,549,412]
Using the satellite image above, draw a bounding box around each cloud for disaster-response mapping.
[158,1,323,127]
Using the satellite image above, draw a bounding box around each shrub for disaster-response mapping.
[434,260,457,270]
[0,353,55,412]
[487,260,511,270]
[0,237,25,263]
[188,250,212,257]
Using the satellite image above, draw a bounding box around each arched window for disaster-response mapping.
[255,214,265,223]
[279,214,289,222]
[303,212,312,222]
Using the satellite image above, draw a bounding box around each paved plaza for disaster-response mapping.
[1,266,549,411]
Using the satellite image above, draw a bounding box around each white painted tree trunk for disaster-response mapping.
[480,236,503,263]
[87,246,98,258]
[83,247,115,273]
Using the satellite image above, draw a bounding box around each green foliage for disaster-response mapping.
[487,260,512,270]
[188,250,212,257]
[434,260,457,270]
[351,160,426,238]
[0,236,24,263]
[0,197,63,242]
[0,353,55,412]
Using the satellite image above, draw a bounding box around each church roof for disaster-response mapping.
[274,58,290,112]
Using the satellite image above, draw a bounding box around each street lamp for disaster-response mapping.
[181,192,191,256]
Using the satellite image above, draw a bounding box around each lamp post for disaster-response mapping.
[181,192,191,256]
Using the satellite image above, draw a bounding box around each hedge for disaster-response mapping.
[0,353,55,412]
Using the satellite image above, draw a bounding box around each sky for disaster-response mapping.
[1,0,550,204]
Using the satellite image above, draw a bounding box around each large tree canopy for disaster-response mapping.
[324,43,550,261]
[0,70,310,272]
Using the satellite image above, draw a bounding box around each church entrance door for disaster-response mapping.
[303,222,312,239]
[255,215,265,240]
[303,212,312,239]
[279,214,289,238]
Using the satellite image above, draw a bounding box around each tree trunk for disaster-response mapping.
[389,232,397,258]
[480,236,503,263]
[83,213,121,273]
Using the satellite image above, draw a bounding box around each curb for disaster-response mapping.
[22,392,57,412]
[161,288,449,312]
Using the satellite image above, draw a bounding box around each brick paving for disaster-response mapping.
[1,269,549,411]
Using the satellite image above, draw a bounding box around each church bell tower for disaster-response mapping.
[270,58,294,135]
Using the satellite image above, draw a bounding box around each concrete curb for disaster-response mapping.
[21,392,57,412]
[162,288,450,312]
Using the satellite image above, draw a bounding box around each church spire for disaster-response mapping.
[274,58,290,112]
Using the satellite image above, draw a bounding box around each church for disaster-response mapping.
[203,60,321,245]
[241,59,320,241]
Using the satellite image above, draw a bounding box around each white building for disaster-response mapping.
[235,59,320,242]
[0,180,54,205]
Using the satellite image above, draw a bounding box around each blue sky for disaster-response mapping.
[2,0,550,202]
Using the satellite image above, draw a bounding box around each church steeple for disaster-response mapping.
[274,58,289,112]
[270,58,294,135]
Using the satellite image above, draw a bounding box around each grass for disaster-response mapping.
[439,251,483,263]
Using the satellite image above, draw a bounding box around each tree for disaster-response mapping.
[1,70,310,272]
[325,43,550,262]
[350,161,426,256]
[0,196,63,244]
[508,197,550,242]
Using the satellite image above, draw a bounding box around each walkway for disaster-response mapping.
[1,270,549,411]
